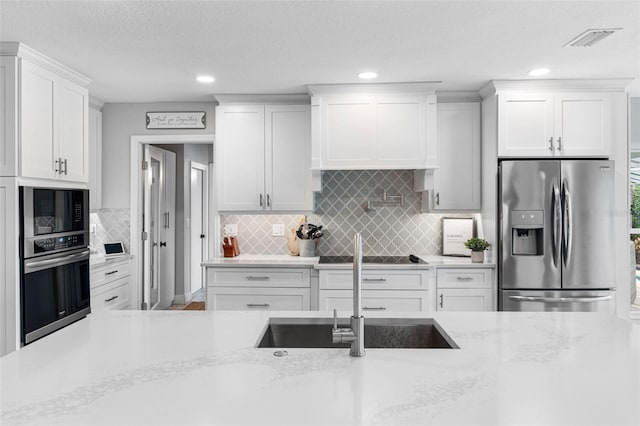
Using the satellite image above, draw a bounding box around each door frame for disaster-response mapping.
[130,135,215,310]
[185,160,209,302]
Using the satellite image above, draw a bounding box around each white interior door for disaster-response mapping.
[160,149,176,309]
[142,145,163,310]
[190,163,206,295]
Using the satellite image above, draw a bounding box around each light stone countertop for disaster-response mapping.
[1,310,638,426]
[202,254,495,269]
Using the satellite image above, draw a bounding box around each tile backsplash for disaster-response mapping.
[90,209,131,256]
[221,170,472,256]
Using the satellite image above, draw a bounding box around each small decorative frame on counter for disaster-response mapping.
[146,111,206,129]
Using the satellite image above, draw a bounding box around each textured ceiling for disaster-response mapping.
[1,0,638,103]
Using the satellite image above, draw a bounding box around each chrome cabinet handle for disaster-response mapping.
[259,193,264,207]
[548,137,553,151]
[62,159,68,175]
[105,270,118,276]
[246,275,270,280]
[55,158,61,173]
[456,276,473,281]
[435,192,440,205]
[362,278,387,282]
[246,303,270,308]
[160,242,167,247]
[508,295,611,303]
[266,194,271,207]
[363,306,386,311]
[105,295,119,302]
[439,293,444,308]
[556,137,562,151]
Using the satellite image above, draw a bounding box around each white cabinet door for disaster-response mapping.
[319,289,429,312]
[88,107,102,210]
[437,289,493,312]
[56,78,88,182]
[377,97,425,166]
[433,102,481,210]
[266,105,312,211]
[322,96,376,168]
[498,93,554,157]
[20,60,57,180]
[216,105,265,211]
[554,94,610,157]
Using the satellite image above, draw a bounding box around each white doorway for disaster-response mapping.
[189,161,208,298]
[142,145,176,310]
[130,135,216,312]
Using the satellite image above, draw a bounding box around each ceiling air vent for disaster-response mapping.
[564,28,622,47]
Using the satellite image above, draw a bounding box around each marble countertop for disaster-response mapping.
[2,310,638,426]
[203,254,495,269]
[89,253,133,267]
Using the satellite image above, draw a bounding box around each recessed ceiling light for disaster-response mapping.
[358,71,378,80]
[528,68,550,77]
[196,75,215,83]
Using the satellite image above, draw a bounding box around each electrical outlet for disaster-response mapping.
[272,223,285,236]
[224,224,238,235]
[90,224,97,234]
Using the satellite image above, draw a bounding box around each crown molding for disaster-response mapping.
[307,82,440,95]
[436,91,481,102]
[0,42,91,87]
[213,93,310,105]
[89,96,105,110]
[480,79,634,98]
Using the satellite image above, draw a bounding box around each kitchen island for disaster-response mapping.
[2,310,638,425]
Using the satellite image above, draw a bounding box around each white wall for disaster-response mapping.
[101,102,215,208]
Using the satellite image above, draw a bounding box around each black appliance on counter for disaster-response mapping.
[318,255,426,265]
[19,187,91,345]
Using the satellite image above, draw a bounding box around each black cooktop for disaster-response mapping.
[319,255,426,265]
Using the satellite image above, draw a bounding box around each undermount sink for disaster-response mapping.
[256,317,459,349]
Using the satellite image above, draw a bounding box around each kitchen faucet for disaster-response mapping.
[332,233,365,357]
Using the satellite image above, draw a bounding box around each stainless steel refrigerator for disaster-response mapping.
[499,160,616,312]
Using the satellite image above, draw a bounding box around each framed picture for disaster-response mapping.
[146,111,206,129]
[442,217,474,256]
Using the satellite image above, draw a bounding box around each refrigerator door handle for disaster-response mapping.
[562,181,572,268]
[508,295,612,303]
[551,182,561,268]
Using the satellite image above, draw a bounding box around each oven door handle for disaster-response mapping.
[24,250,90,273]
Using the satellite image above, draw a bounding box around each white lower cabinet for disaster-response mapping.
[206,267,311,311]
[90,258,132,313]
[436,267,494,311]
[318,269,434,312]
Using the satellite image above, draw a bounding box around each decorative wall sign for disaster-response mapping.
[146,111,206,129]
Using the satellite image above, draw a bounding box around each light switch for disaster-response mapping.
[272,223,285,236]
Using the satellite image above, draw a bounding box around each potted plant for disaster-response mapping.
[464,238,491,263]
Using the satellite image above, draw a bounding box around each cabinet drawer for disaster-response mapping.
[320,270,427,290]
[319,289,429,312]
[207,287,310,311]
[437,269,491,289]
[90,259,131,290]
[207,268,310,288]
[91,277,130,313]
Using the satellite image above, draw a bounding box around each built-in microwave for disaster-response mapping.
[20,187,89,258]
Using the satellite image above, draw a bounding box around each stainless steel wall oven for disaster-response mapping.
[19,187,91,345]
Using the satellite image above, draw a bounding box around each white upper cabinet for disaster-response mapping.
[308,84,437,170]
[496,86,615,158]
[1,43,90,182]
[432,102,481,211]
[216,100,312,212]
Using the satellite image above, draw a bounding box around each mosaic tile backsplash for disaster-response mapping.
[90,209,131,256]
[221,170,472,256]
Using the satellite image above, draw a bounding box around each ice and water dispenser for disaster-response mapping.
[510,210,544,255]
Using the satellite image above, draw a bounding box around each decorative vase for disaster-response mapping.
[471,251,484,263]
